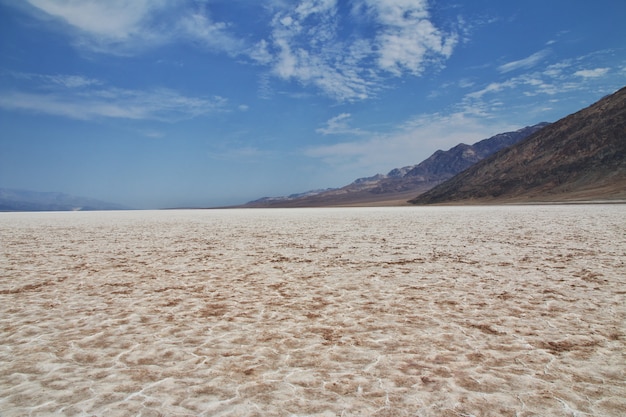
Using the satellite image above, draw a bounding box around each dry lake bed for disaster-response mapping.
[1,205,625,416]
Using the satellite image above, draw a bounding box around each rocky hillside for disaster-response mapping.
[366,123,549,195]
[245,123,547,207]
[410,87,626,204]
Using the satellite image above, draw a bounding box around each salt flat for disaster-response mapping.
[1,206,625,417]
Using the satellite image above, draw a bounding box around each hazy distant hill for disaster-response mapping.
[410,86,626,205]
[0,189,130,212]
[244,123,547,207]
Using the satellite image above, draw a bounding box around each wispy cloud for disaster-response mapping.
[207,146,274,161]
[363,0,457,76]
[0,89,226,121]
[11,72,102,88]
[23,0,170,54]
[574,68,610,78]
[140,129,166,139]
[177,10,245,56]
[498,49,551,73]
[21,0,246,56]
[316,113,367,135]
[249,0,458,101]
[307,48,623,175]
[0,72,228,121]
[466,80,517,100]
[254,0,373,101]
[14,0,460,102]
[464,50,620,120]
[26,0,159,39]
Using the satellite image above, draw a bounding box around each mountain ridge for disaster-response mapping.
[243,123,548,207]
[410,86,626,205]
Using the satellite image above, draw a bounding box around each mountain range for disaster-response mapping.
[0,189,130,212]
[410,86,626,204]
[245,86,625,207]
[244,123,549,207]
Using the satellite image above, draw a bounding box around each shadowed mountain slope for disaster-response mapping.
[410,87,626,205]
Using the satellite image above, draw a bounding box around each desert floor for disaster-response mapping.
[1,205,625,416]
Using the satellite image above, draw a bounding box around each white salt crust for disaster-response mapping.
[1,206,625,416]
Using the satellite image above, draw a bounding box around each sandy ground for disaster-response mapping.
[1,206,625,417]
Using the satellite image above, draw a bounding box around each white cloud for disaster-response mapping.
[295,0,336,18]
[455,50,625,127]
[316,113,366,135]
[542,61,572,78]
[469,52,617,104]
[178,11,245,56]
[23,0,170,53]
[26,0,160,39]
[465,80,517,100]
[256,0,375,101]
[0,73,227,121]
[47,74,101,88]
[498,49,551,73]
[574,68,610,78]
[10,72,102,88]
[253,0,457,101]
[458,78,475,88]
[248,40,274,65]
[21,0,245,56]
[17,0,459,102]
[363,0,457,75]
[0,89,226,121]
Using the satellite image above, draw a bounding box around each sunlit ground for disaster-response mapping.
[1,206,625,416]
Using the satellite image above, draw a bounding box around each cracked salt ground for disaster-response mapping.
[1,205,625,416]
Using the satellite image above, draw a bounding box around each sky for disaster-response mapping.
[1,0,625,209]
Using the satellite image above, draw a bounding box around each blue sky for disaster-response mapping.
[1,0,625,208]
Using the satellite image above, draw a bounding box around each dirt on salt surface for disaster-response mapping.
[0,206,625,417]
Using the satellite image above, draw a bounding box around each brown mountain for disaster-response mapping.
[410,86,626,205]
[244,123,547,207]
